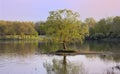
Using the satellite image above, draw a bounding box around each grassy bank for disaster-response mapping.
[0,35,43,40]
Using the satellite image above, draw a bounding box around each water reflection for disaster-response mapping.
[44,55,86,74]
[85,41,120,52]
[0,40,120,56]
[0,40,38,57]
[0,40,120,74]
[43,54,120,74]
[38,42,62,53]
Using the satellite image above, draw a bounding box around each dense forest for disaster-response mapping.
[35,16,120,40]
[0,16,120,40]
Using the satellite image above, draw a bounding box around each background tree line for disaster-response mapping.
[84,16,120,40]
[0,21,38,39]
[35,16,120,40]
[0,15,120,40]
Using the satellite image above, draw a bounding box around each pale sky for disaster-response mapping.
[0,0,120,22]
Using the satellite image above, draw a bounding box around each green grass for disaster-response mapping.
[0,35,39,40]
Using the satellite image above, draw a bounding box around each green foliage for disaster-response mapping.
[35,21,46,35]
[94,19,110,36]
[45,9,89,44]
[110,16,120,35]
[0,21,38,39]
[88,16,120,40]
[85,17,96,28]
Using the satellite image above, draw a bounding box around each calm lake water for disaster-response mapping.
[0,40,120,74]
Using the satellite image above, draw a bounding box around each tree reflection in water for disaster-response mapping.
[0,40,38,57]
[104,65,120,74]
[43,55,87,74]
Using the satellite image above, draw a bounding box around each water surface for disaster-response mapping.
[0,40,120,74]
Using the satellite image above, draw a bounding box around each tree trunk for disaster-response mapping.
[63,55,67,74]
[63,42,67,50]
[63,55,66,64]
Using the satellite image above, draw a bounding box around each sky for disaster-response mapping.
[0,0,120,22]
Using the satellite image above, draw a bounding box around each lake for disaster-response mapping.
[0,40,120,74]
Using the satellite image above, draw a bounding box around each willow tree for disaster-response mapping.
[45,9,89,50]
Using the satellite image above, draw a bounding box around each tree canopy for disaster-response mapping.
[45,9,89,49]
